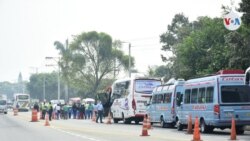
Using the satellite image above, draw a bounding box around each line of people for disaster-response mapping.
[35,101,98,121]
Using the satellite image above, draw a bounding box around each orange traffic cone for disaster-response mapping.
[230,117,237,140]
[147,114,153,130]
[31,109,38,122]
[187,114,193,134]
[106,112,112,124]
[13,108,18,116]
[140,115,149,136]
[192,117,202,141]
[44,113,50,126]
[92,111,96,122]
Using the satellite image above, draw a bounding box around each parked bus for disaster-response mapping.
[0,94,8,114]
[13,93,30,111]
[147,78,185,128]
[245,66,250,85]
[176,70,250,134]
[110,77,161,124]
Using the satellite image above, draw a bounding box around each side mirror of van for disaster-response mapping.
[146,102,150,106]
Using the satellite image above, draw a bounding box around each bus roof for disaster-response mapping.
[185,70,245,85]
[113,77,161,83]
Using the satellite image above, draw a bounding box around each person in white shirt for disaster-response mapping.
[96,101,104,123]
[56,104,61,120]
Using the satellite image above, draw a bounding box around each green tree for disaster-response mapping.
[160,13,250,79]
[147,65,173,82]
[239,0,250,26]
[55,31,134,97]
[27,72,83,101]
[0,81,23,98]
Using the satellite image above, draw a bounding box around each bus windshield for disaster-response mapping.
[18,95,29,100]
[135,79,161,94]
[0,100,6,105]
[221,85,250,103]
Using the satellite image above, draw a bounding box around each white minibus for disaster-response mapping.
[110,77,161,124]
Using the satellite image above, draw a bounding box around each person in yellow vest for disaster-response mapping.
[48,102,53,121]
[41,102,47,119]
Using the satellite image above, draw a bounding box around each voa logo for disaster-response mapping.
[223,11,241,31]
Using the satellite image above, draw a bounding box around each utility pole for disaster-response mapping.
[65,39,69,102]
[43,76,46,101]
[129,43,131,78]
[45,57,60,101]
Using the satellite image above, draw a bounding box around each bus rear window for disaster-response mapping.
[221,85,250,103]
[18,95,29,100]
[135,80,161,94]
[0,100,6,105]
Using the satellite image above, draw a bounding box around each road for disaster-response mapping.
[0,111,250,141]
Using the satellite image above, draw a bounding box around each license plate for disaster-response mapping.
[224,112,233,117]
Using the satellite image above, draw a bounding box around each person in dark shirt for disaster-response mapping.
[33,102,39,112]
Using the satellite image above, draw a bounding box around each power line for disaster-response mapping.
[123,36,159,42]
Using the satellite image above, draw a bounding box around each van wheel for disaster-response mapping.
[160,117,166,128]
[236,127,244,135]
[177,121,183,131]
[135,120,140,124]
[111,113,118,123]
[200,119,212,133]
[122,113,131,124]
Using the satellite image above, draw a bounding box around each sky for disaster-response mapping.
[0,0,241,82]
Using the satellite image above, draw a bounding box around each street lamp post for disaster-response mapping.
[43,76,46,101]
[128,43,131,78]
[121,42,131,78]
[45,57,60,101]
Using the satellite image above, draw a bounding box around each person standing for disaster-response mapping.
[88,103,94,119]
[85,102,89,119]
[56,103,61,120]
[41,102,47,119]
[72,103,77,119]
[62,103,69,119]
[48,102,53,121]
[33,102,39,112]
[96,101,104,123]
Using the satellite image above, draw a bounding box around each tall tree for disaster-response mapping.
[238,0,250,26]
[55,31,134,97]
[160,13,250,79]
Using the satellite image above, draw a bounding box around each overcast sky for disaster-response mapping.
[0,0,241,82]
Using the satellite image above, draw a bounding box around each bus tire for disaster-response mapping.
[177,121,183,131]
[113,118,119,123]
[111,113,119,123]
[122,113,131,124]
[135,120,140,124]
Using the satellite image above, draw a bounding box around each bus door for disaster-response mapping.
[148,93,157,122]
[219,85,250,122]
[178,88,192,124]
[174,85,184,115]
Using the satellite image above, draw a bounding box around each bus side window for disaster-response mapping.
[191,88,198,103]
[176,92,183,106]
[198,88,206,103]
[184,89,191,104]
[152,95,157,104]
